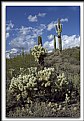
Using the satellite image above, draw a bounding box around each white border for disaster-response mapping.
[1,2,84,121]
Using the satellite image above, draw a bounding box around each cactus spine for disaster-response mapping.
[38,36,42,46]
[54,35,56,51]
[56,18,62,53]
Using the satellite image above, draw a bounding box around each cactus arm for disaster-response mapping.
[54,35,56,51]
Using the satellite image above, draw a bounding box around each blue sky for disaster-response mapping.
[6,6,80,57]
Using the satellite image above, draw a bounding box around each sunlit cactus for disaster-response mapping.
[9,67,55,103]
[38,36,42,46]
[54,35,56,51]
[55,18,62,53]
[31,44,47,69]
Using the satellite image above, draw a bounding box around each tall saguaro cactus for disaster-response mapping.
[54,35,56,51]
[38,36,42,46]
[55,18,62,53]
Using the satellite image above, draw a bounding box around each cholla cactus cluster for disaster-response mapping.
[55,73,69,91]
[31,44,47,62]
[37,67,54,87]
[9,67,55,102]
[8,43,71,104]
[9,72,37,102]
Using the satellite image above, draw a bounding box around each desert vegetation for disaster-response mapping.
[6,42,80,118]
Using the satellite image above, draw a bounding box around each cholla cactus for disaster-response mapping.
[9,67,55,103]
[31,44,47,68]
[37,67,54,87]
[38,36,42,46]
[9,67,38,102]
[65,93,70,103]
[54,73,71,101]
[55,73,69,91]
[27,67,37,75]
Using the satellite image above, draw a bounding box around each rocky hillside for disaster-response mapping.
[44,47,80,93]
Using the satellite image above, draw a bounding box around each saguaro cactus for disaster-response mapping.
[54,35,56,51]
[38,36,44,69]
[22,48,24,57]
[55,18,62,53]
[38,36,42,46]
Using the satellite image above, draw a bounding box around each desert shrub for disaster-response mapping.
[67,73,80,92]
[7,100,80,118]
[6,89,18,116]
[51,73,73,102]
[69,57,79,65]
[72,74,80,96]
[6,54,38,80]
